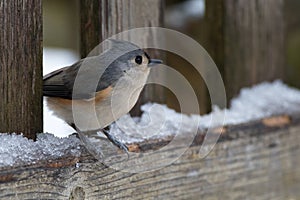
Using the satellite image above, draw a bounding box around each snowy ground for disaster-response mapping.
[0,47,300,167]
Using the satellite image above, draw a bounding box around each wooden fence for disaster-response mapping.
[0,0,299,199]
[0,0,42,139]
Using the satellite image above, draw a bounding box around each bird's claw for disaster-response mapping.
[102,129,129,158]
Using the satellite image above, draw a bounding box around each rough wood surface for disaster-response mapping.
[80,0,164,57]
[0,0,43,139]
[1,114,300,199]
[204,0,285,101]
[80,0,165,115]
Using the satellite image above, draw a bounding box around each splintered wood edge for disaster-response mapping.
[262,115,291,127]
[0,113,299,173]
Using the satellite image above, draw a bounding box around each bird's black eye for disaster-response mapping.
[135,55,143,65]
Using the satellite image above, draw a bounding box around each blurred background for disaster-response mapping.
[286,0,300,89]
[43,0,300,135]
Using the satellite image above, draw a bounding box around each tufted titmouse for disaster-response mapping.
[43,39,162,153]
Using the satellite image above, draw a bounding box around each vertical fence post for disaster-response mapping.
[80,0,165,115]
[0,1,43,139]
[204,0,285,102]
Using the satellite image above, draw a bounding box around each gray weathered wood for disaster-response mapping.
[204,0,285,101]
[0,0,43,139]
[80,0,165,115]
[0,114,300,199]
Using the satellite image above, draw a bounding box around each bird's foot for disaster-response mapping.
[102,129,129,155]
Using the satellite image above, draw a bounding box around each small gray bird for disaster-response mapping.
[43,39,162,152]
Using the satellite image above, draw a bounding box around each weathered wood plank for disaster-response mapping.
[0,0,43,139]
[0,115,300,199]
[204,0,285,101]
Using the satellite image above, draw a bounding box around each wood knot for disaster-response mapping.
[69,186,85,200]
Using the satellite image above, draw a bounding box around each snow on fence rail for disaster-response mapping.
[1,81,300,168]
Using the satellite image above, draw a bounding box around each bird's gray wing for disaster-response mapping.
[43,57,123,100]
[43,39,142,100]
[43,65,74,99]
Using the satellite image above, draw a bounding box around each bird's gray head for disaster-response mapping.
[106,39,162,75]
[111,48,151,75]
[93,40,162,91]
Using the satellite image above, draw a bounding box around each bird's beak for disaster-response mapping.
[149,59,163,67]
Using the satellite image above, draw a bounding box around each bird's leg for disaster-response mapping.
[69,123,128,156]
[69,123,79,137]
[101,127,129,154]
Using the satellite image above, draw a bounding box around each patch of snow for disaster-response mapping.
[199,80,300,127]
[110,103,199,143]
[110,80,300,143]
[0,133,81,167]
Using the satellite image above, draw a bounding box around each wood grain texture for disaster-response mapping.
[0,114,300,199]
[204,0,285,101]
[80,0,165,115]
[0,0,43,139]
